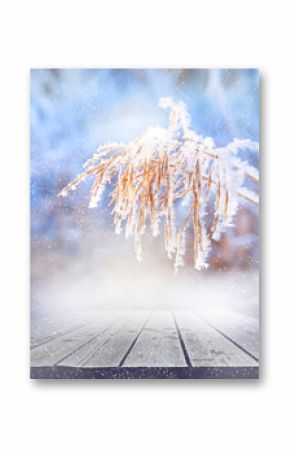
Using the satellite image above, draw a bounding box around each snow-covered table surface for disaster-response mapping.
[30,309,259,379]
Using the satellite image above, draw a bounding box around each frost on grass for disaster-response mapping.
[59,98,259,271]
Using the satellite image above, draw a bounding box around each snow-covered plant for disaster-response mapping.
[59,97,259,271]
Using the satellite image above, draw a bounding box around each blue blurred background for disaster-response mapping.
[30,69,259,318]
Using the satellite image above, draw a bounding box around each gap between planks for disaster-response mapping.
[172,312,192,367]
[118,312,152,367]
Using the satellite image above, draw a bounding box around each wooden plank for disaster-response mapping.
[58,311,138,367]
[174,311,258,367]
[30,312,123,367]
[31,316,66,348]
[30,312,92,348]
[31,321,84,349]
[199,308,259,359]
[82,311,150,367]
[123,311,186,367]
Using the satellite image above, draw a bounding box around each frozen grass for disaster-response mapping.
[59,97,259,271]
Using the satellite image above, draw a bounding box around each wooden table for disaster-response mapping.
[30,309,259,379]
